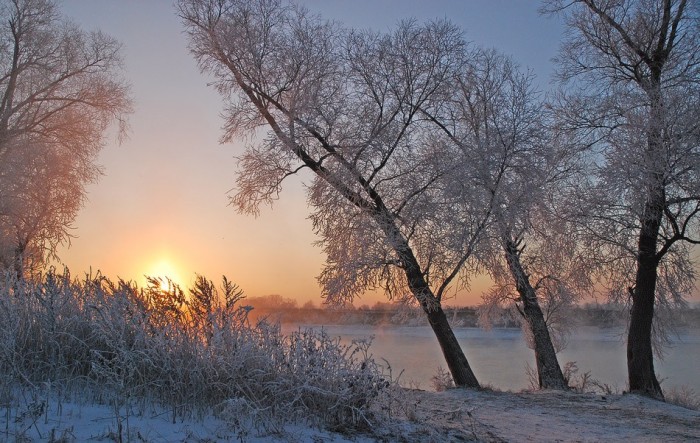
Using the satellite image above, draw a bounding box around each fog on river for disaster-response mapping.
[284,325,700,393]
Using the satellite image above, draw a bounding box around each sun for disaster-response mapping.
[146,258,185,291]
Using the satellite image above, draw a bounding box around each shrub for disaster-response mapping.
[0,269,388,433]
[431,366,455,392]
[665,385,700,410]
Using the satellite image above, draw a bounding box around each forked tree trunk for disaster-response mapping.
[398,235,480,388]
[504,239,568,390]
[627,77,665,400]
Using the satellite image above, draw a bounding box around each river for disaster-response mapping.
[286,324,700,393]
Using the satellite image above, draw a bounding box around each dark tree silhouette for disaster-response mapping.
[545,0,700,399]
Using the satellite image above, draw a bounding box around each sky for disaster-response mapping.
[54,0,694,307]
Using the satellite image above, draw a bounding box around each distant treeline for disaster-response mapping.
[246,295,700,329]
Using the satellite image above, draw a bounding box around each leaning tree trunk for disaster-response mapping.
[424,300,480,387]
[504,239,568,390]
[396,230,480,388]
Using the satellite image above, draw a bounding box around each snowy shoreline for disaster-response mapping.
[4,387,698,442]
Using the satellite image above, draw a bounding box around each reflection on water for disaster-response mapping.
[285,324,700,392]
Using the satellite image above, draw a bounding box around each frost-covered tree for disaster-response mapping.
[544,0,700,399]
[426,48,590,390]
[0,0,131,276]
[178,0,494,387]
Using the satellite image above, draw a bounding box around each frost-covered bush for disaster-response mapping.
[431,366,455,392]
[275,329,387,429]
[0,269,388,432]
[665,385,700,410]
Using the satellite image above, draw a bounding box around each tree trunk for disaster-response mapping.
[395,228,480,388]
[504,239,568,390]
[522,298,568,390]
[424,302,480,387]
[627,76,664,400]
[12,242,25,280]
[628,200,664,399]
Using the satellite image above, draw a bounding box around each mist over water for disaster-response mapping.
[285,325,700,392]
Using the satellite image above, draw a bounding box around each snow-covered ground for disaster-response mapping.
[407,389,700,442]
[1,394,375,442]
[1,276,696,441]
[3,388,698,442]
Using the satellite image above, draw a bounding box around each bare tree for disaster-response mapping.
[178,0,494,387]
[0,0,131,276]
[544,0,700,398]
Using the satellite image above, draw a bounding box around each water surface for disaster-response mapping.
[287,324,700,392]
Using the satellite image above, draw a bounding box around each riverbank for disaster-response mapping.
[399,388,700,442]
[5,387,698,442]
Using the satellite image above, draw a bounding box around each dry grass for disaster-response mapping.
[0,269,389,434]
[665,385,700,410]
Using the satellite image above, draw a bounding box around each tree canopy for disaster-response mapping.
[545,0,700,398]
[0,0,131,275]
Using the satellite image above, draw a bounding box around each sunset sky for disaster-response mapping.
[55,0,699,306]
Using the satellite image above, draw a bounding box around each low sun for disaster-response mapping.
[146,258,185,291]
